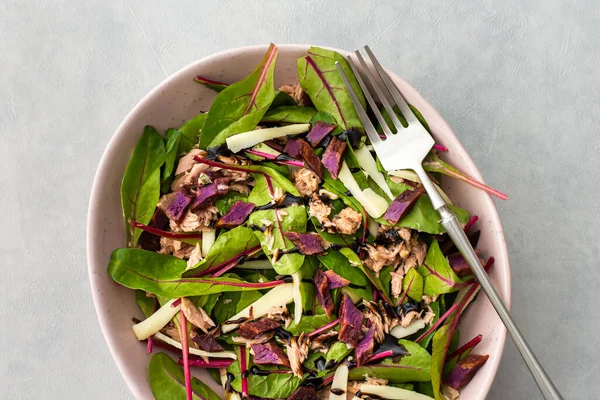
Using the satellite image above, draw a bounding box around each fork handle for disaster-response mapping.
[413,166,563,400]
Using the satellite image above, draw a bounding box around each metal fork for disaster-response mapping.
[336,46,563,400]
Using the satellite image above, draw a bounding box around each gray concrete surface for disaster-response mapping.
[1,1,596,399]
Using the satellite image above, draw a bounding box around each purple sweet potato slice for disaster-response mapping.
[314,269,335,318]
[355,326,375,367]
[338,293,363,348]
[321,137,347,179]
[215,201,255,229]
[297,140,323,178]
[323,270,350,289]
[283,139,301,158]
[306,121,336,147]
[448,254,472,277]
[237,317,282,339]
[192,333,224,352]
[383,186,425,225]
[251,341,290,367]
[287,386,318,400]
[283,232,327,255]
[444,354,489,389]
[166,189,194,221]
[191,177,229,210]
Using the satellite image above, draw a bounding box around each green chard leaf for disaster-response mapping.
[298,47,366,130]
[248,165,299,206]
[135,289,156,318]
[417,300,440,349]
[326,341,352,365]
[340,247,391,304]
[193,75,228,92]
[214,290,262,324]
[108,248,283,297]
[177,113,207,154]
[403,267,424,301]
[286,314,336,336]
[149,352,221,400]
[261,105,317,124]
[214,191,248,215]
[201,44,279,148]
[121,125,166,247]
[188,225,260,273]
[161,128,182,193]
[349,340,432,383]
[417,240,464,296]
[431,324,453,400]
[249,205,307,275]
[269,90,297,109]
[317,250,370,286]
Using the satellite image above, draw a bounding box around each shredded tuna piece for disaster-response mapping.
[363,244,401,275]
[267,305,292,327]
[442,384,460,400]
[403,254,418,273]
[308,194,333,229]
[286,334,310,378]
[390,270,405,298]
[292,168,321,197]
[309,330,339,352]
[278,83,309,105]
[332,207,362,235]
[170,206,218,232]
[181,298,215,333]
[423,305,436,325]
[400,310,422,328]
[175,149,206,175]
[365,376,389,386]
[422,294,439,305]
[229,183,251,195]
[186,243,202,269]
[159,237,195,259]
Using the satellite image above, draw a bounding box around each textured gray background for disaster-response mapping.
[0,0,596,399]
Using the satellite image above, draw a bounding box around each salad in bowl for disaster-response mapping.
[103,44,508,400]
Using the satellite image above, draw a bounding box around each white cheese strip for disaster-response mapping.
[132,299,181,340]
[222,283,294,333]
[338,162,388,218]
[389,319,427,339]
[360,384,435,400]
[226,124,310,153]
[292,272,303,324]
[154,331,237,359]
[329,364,349,400]
[201,228,216,258]
[354,145,394,200]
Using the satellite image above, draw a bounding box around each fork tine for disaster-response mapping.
[334,61,382,145]
[345,55,394,139]
[364,45,417,124]
[353,50,404,132]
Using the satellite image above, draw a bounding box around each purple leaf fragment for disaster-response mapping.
[191,177,229,210]
[287,386,318,400]
[297,140,323,178]
[338,293,363,348]
[251,342,290,367]
[166,189,194,221]
[283,139,301,158]
[444,354,489,389]
[215,201,255,229]
[448,254,472,277]
[323,270,350,289]
[321,137,347,179]
[383,186,425,225]
[192,333,224,352]
[355,326,375,367]
[306,121,336,147]
[284,232,327,255]
[237,318,282,339]
[314,269,335,318]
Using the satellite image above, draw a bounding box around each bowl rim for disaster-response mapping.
[87,43,511,399]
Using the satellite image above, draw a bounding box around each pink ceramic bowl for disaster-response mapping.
[87,44,511,399]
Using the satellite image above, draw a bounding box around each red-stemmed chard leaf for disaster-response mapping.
[240,346,249,398]
[193,75,228,92]
[307,318,339,338]
[433,144,448,152]
[464,215,479,232]
[179,311,193,400]
[177,358,234,368]
[244,149,304,167]
[130,221,203,241]
[215,201,255,229]
[424,154,508,200]
[298,47,366,130]
[383,186,425,225]
[201,44,279,148]
[108,248,285,298]
[448,334,483,360]
[321,137,347,179]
